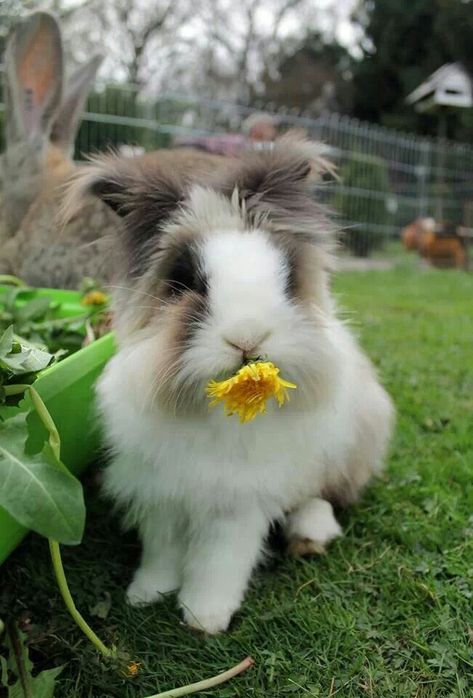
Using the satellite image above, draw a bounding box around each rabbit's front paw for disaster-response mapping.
[177,509,267,633]
[286,497,342,556]
[180,596,235,634]
[126,568,179,606]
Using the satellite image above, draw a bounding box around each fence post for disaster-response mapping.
[416,140,431,219]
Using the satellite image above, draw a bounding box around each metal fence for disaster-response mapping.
[2,82,473,256]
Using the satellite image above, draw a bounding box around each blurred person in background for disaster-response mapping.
[173,112,278,156]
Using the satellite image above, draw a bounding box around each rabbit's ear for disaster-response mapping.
[63,153,185,276]
[4,12,63,145]
[50,55,103,153]
[219,135,336,244]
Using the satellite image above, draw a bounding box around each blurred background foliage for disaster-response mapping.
[351,0,473,140]
[1,1,472,258]
[1,0,472,141]
[334,155,391,256]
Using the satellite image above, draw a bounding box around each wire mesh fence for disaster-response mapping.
[2,81,473,257]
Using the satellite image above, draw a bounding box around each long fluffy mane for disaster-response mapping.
[62,135,338,275]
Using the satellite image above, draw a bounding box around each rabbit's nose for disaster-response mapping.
[224,331,271,359]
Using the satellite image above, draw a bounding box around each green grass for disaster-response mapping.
[1,264,473,697]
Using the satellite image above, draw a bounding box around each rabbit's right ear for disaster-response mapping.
[50,55,103,154]
[4,12,63,145]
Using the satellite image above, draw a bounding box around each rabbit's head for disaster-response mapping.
[2,11,102,237]
[65,137,338,414]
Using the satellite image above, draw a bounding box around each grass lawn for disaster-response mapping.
[1,262,472,697]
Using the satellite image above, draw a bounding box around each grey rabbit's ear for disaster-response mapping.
[2,12,64,237]
[50,54,103,153]
[4,11,63,145]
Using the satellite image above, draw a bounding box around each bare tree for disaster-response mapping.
[196,0,315,101]
[53,0,195,87]
[18,0,353,101]
[0,0,37,61]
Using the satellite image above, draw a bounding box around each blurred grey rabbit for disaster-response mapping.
[0,12,230,289]
[0,11,119,288]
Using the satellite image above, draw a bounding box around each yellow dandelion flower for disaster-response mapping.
[81,290,109,306]
[206,361,297,423]
[126,661,142,677]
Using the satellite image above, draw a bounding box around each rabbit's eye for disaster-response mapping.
[163,246,207,297]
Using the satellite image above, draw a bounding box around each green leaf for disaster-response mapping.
[0,415,85,545]
[3,624,33,698]
[1,654,9,688]
[0,333,53,383]
[8,678,28,698]
[29,666,64,698]
[0,326,14,356]
[0,345,52,374]
[41,443,71,477]
[1,624,63,698]
[89,592,112,619]
[2,286,27,314]
[15,297,53,323]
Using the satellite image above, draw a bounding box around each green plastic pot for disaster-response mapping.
[0,286,115,565]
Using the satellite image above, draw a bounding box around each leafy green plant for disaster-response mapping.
[0,276,109,356]
[0,280,253,697]
[333,154,391,257]
[0,622,64,698]
[1,371,252,698]
[0,410,84,544]
[0,326,54,394]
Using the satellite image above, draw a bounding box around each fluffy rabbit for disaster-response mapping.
[65,135,395,634]
[0,12,231,289]
[0,11,119,288]
[0,11,63,243]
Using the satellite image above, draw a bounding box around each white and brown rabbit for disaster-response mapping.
[65,135,394,634]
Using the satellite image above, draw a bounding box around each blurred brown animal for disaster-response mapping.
[401,217,467,269]
[421,226,467,269]
[401,217,435,251]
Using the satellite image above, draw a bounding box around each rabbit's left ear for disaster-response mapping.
[62,153,185,275]
[50,54,103,153]
[4,11,64,144]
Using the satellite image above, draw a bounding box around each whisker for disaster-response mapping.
[160,279,195,295]
[150,360,187,408]
[105,285,186,311]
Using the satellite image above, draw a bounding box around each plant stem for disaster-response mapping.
[3,384,31,396]
[48,539,116,658]
[29,386,61,464]
[10,382,254,690]
[29,312,94,331]
[25,385,117,659]
[0,275,26,287]
[7,621,33,698]
[144,656,254,698]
